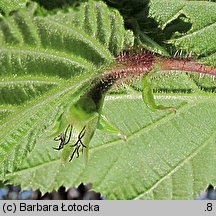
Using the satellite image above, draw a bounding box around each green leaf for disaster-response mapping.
[0,1,133,177]
[0,0,28,15]
[129,0,216,92]
[148,0,216,57]
[5,94,216,199]
[0,0,216,201]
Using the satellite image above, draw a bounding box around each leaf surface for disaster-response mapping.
[0,1,216,200]
[6,94,216,199]
[0,1,133,179]
[0,0,28,15]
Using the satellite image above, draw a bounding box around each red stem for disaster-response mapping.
[157,57,216,76]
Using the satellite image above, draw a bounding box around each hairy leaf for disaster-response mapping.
[148,0,216,57]
[0,0,215,200]
[5,94,216,199]
[0,1,133,178]
[0,0,28,15]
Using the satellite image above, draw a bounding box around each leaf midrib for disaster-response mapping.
[0,80,58,85]
[0,48,94,70]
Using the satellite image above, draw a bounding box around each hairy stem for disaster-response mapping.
[157,57,216,76]
[86,51,216,110]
